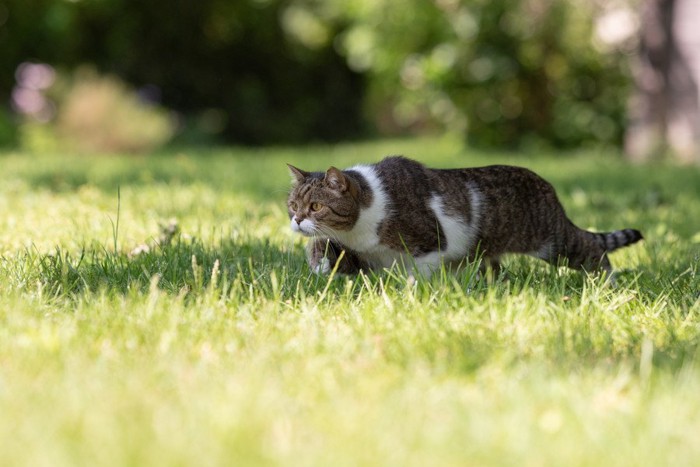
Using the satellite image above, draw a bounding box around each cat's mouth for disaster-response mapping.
[290,219,315,237]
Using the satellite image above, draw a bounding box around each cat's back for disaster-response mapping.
[371,155,430,183]
[368,156,435,203]
[367,157,562,232]
[369,157,554,198]
[430,163,552,189]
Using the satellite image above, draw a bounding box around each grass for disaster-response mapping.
[1,137,699,466]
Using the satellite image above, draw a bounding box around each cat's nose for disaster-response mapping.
[294,216,302,225]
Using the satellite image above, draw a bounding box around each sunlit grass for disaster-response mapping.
[1,137,699,466]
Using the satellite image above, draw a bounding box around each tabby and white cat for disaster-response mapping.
[286,156,642,278]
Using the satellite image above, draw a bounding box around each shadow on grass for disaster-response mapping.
[16,236,440,303]
[16,234,696,305]
[21,243,490,309]
[5,237,698,376]
[16,237,309,299]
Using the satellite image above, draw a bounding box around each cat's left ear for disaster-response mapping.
[287,164,309,184]
[324,167,348,192]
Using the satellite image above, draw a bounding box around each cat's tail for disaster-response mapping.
[592,228,643,252]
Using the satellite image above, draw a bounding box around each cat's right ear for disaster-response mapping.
[287,164,309,184]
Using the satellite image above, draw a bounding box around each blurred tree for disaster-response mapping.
[625,0,700,163]
[0,108,17,147]
[1,0,365,145]
[317,0,633,148]
[1,0,636,149]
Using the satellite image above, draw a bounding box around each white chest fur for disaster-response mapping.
[332,165,389,256]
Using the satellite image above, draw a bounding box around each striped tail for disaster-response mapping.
[595,228,643,252]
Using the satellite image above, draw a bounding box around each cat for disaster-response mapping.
[286,156,643,278]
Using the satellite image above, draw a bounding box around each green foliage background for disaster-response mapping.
[1,0,633,147]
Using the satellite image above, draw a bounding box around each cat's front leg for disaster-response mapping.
[306,238,367,275]
[306,238,335,274]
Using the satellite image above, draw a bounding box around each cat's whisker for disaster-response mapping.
[305,222,339,242]
[315,226,341,242]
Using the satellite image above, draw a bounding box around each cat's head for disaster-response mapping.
[286,164,360,237]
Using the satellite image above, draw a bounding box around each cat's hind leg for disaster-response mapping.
[471,255,502,283]
[538,232,614,279]
[484,257,502,277]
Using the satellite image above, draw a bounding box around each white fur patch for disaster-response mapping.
[415,186,483,276]
[314,257,332,275]
[332,165,395,268]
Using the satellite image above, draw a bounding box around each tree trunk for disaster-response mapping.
[625,0,700,164]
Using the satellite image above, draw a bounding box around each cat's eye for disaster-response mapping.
[310,202,323,212]
[289,201,298,211]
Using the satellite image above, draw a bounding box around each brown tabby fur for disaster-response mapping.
[287,156,643,277]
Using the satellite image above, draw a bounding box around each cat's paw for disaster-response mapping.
[312,257,332,275]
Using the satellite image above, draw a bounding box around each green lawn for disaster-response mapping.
[1,137,699,466]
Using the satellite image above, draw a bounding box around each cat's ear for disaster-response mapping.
[287,164,309,184]
[324,167,348,192]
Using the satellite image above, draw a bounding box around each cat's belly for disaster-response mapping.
[359,244,464,277]
[360,245,407,270]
